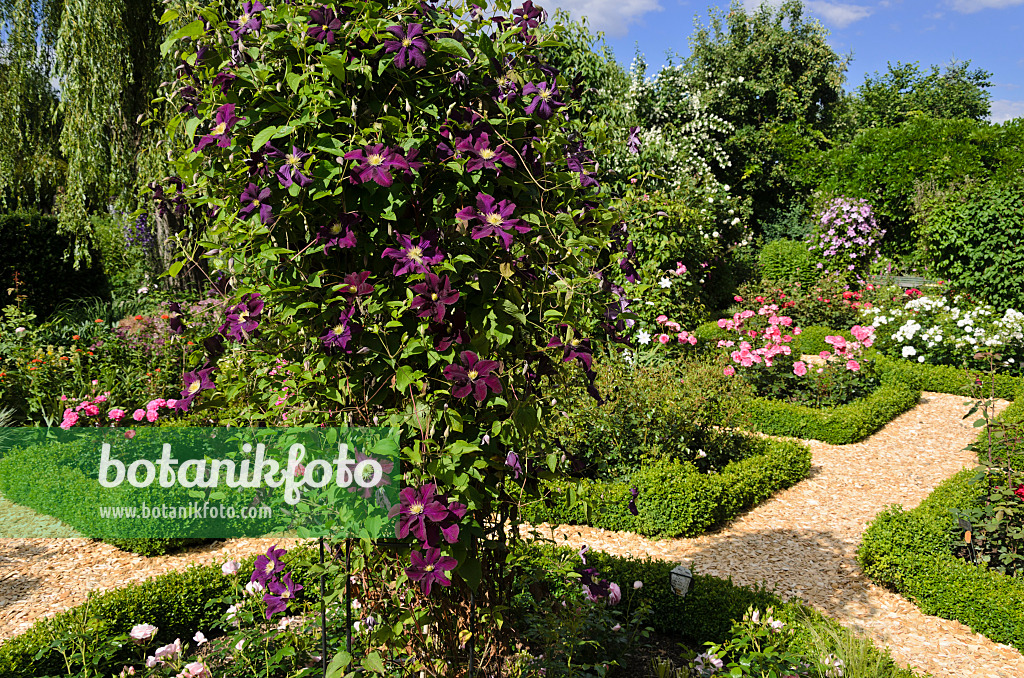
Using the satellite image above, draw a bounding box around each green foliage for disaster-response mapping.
[817,117,1024,254]
[0,210,110,319]
[858,469,1024,652]
[741,366,921,444]
[854,60,992,130]
[523,438,810,537]
[917,174,1024,311]
[873,354,1024,400]
[758,239,818,287]
[681,0,850,235]
[790,325,841,356]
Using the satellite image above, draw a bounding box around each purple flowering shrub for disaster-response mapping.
[159,0,617,670]
[807,196,885,279]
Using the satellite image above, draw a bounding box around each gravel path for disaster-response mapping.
[2,392,1021,678]
[523,392,1022,678]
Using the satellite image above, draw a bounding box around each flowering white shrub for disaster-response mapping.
[865,293,1024,373]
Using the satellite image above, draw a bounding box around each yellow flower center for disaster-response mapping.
[211,122,228,136]
[485,213,503,227]
[424,564,435,572]
[238,309,249,321]
[407,246,423,261]
[265,560,275,574]
[410,502,424,515]
[251,199,260,207]
[286,153,300,167]
[332,324,345,335]
[367,153,384,167]
[570,339,580,346]
[321,24,329,31]
[467,369,479,380]
[430,293,438,301]
[402,38,412,47]
[330,223,343,234]
[479,148,495,160]
[239,13,251,24]
[539,88,551,100]
[188,380,202,394]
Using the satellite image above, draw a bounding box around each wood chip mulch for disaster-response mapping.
[1,392,1021,678]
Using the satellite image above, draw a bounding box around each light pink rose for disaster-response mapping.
[129,623,158,644]
[656,314,668,325]
[723,366,735,377]
[846,360,861,372]
[657,334,670,344]
[146,409,159,423]
[133,409,145,421]
[221,560,241,575]
[108,409,126,421]
[608,582,622,605]
[793,361,807,376]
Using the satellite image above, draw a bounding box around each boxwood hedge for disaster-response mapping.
[522,437,811,537]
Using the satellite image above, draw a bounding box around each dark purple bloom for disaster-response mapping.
[277,146,313,188]
[252,545,287,585]
[316,212,359,253]
[245,143,284,179]
[406,547,458,596]
[238,183,273,224]
[178,85,200,114]
[458,132,517,173]
[522,81,563,119]
[383,23,428,69]
[211,72,237,93]
[627,126,642,155]
[219,293,263,343]
[344,144,409,188]
[547,334,594,370]
[579,544,589,564]
[320,305,358,350]
[388,484,449,542]
[443,351,502,402]
[175,367,215,411]
[166,302,186,335]
[339,271,374,298]
[451,70,469,89]
[628,486,639,516]
[347,450,394,499]
[512,0,546,29]
[410,273,460,322]
[194,103,243,152]
[456,193,530,250]
[567,156,599,189]
[505,450,522,479]
[430,308,470,351]
[307,5,343,43]
[228,1,264,41]
[263,572,301,620]
[430,501,466,545]
[382,232,445,276]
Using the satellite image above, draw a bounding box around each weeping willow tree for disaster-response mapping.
[0,0,174,267]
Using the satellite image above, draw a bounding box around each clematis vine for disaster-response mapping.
[382,232,445,276]
[410,273,460,322]
[457,132,517,173]
[219,293,264,343]
[175,367,215,411]
[522,81,563,119]
[277,146,313,188]
[263,572,302,620]
[245,142,283,179]
[547,333,594,370]
[238,183,273,224]
[316,212,359,253]
[252,545,286,586]
[405,547,458,596]
[455,193,530,250]
[210,72,237,93]
[383,23,429,69]
[194,104,242,152]
[320,305,358,350]
[307,5,343,43]
[344,143,410,188]
[443,350,502,402]
[389,484,449,543]
[339,271,375,298]
[228,1,264,41]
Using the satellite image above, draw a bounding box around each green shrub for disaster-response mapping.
[741,365,921,444]
[758,239,819,287]
[523,437,810,537]
[874,354,1024,400]
[0,210,110,320]
[790,325,848,356]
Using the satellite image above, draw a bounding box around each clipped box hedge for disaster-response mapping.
[523,437,811,537]
[0,545,318,678]
[858,389,1024,653]
[741,364,922,444]
[873,354,1024,400]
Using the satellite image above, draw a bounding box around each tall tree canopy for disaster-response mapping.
[853,60,993,129]
[680,0,850,237]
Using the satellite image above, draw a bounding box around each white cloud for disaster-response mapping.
[989,99,1024,123]
[948,0,1024,12]
[740,0,872,28]
[552,0,663,36]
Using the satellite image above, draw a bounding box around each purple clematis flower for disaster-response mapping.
[410,273,460,322]
[505,450,522,479]
[228,1,264,41]
[175,367,215,411]
[166,302,186,335]
[406,547,458,596]
[457,132,517,173]
[263,572,302,620]
[347,450,394,499]
[455,193,530,250]
[245,142,283,179]
[382,232,445,276]
[252,545,287,586]
[238,183,273,224]
[627,126,642,155]
[430,308,470,351]
[320,305,358,350]
[429,501,467,546]
[547,334,594,370]
[277,146,313,188]
[178,85,200,114]
[522,81,563,119]
[194,104,243,152]
[316,212,359,253]
[210,71,237,93]
[219,293,263,343]
[339,271,374,298]
[307,5,343,43]
[388,484,449,542]
[567,156,599,189]
[628,486,639,516]
[383,23,428,69]
[443,351,502,402]
[344,144,409,188]
[512,0,546,29]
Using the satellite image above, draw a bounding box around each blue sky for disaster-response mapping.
[550,0,1024,123]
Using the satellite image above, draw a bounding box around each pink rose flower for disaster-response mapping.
[793,361,807,376]
[133,409,145,421]
[129,623,158,644]
[656,314,668,325]
[657,334,670,344]
[846,360,861,371]
[108,409,126,421]
[723,366,735,377]
[84,404,100,416]
[146,409,159,423]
